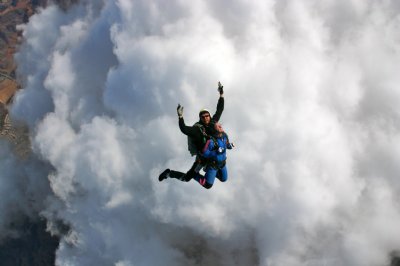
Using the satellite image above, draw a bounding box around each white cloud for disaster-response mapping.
[2,0,400,265]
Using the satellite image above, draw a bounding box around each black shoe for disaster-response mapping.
[159,169,170,182]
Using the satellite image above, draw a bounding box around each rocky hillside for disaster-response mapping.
[0,0,46,76]
[0,1,58,266]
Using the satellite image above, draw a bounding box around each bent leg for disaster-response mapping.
[216,166,228,182]
[183,161,200,182]
[194,168,217,189]
[161,160,201,183]
[169,170,186,180]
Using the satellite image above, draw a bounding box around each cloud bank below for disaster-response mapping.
[2,0,400,265]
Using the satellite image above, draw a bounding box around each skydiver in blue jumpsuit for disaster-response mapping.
[193,122,234,189]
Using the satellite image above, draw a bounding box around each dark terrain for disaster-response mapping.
[0,1,71,265]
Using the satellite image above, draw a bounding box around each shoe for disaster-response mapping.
[159,169,170,182]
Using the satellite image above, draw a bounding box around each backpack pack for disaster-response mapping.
[187,122,208,156]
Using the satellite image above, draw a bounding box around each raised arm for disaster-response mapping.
[212,82,224,122]
[177,104,202,138]
[179,117,200,137]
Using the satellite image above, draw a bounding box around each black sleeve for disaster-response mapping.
[212,96,224,122]
[179,117,202,139]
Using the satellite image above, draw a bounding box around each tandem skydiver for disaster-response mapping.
[158,81,230,187]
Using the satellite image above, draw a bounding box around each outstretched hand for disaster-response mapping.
[227,142,235,149]
[218,81,224,95]
[177,104,184,118]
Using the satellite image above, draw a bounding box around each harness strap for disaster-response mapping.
[208,159,226,169]
[202,139,211,154]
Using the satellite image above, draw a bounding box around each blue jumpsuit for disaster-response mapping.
[194,133,232,189]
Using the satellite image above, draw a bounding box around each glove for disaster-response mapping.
[218,81,224,95]
[177,104,184,118]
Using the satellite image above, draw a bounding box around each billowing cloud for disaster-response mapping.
[3,0,400,265]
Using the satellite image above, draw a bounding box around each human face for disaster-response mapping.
[214,122,223,133]
[200,113,211,125]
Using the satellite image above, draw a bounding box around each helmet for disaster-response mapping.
[199,108,210,118]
